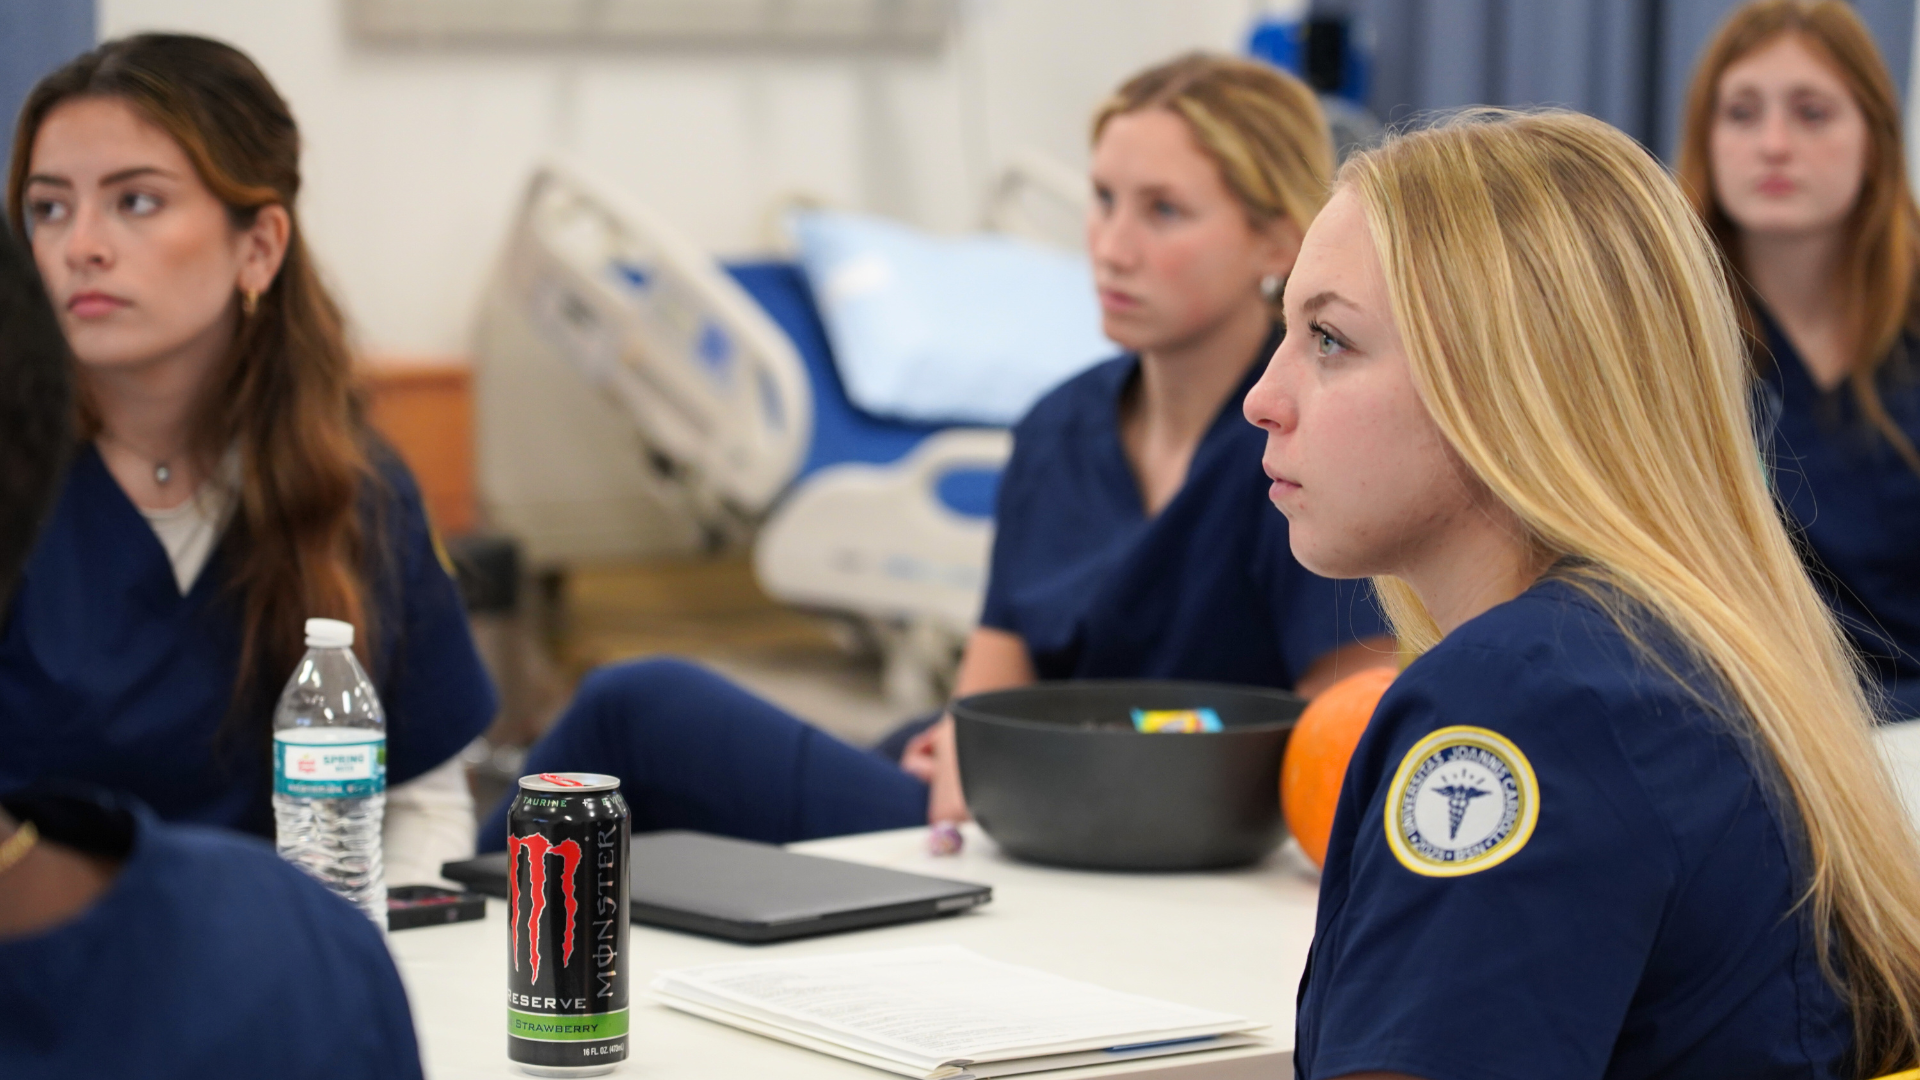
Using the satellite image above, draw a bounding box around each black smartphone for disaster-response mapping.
[388,884,487,932]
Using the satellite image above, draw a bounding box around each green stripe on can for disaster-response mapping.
[508,1008,629,1042]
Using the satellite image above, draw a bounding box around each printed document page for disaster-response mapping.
[661,993,1263,1080]
[651,945,1264,1074]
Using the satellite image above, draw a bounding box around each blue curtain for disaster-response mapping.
[1343,0,1914,160]
[1,0,94,177]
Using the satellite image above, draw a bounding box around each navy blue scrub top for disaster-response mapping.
[1757,307,1920,720]
[1293,577,1850,1080]
[0,444,498,836]
[979,331,1385,687]
[0,784,423,1080]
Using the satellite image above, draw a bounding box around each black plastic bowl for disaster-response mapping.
[953,680,1305,871]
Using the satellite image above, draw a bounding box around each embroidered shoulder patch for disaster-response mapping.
[1384,725,1539,877]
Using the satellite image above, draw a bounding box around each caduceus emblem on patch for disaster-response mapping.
[1384,726,1539,877]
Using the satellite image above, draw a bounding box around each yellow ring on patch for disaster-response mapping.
[429,526,457,580]
[1383,725,1539,877]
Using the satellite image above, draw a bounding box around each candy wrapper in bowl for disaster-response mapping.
[1131,708,1223,733]
[953,681,1303,871]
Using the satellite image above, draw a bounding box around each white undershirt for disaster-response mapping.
[134,460,478,884]
[138,462,237,595]
[384,753,478,887]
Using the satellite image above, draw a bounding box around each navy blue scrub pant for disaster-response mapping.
[477,658,930,850]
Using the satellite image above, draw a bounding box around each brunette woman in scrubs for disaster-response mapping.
[483,54,1394,847]
[0,221,423,1079]
[1250,109,1920,1080]
[0,36,495,884]
[1678,1,1920,722]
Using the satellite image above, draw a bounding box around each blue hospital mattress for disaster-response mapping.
[724,261,1000,519]
[724,260,946,478]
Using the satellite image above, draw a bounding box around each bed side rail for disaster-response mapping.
[498,159,813,518]
[981,149,1089,253]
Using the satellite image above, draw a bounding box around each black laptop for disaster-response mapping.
[443,830,991,944]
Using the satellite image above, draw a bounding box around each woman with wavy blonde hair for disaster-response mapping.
[1677,0,1920,722]
[1245,108,1920,1078]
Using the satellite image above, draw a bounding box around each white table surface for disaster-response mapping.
[390,825,1322,1079]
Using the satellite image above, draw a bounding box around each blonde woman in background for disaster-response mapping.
[1678,0,1920,724]
[1246,110,1920,1078]
[478,54,1394,850]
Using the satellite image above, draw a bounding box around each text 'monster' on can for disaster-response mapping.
[507,772,630,1076]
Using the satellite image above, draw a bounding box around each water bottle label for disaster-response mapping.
[274,734,387,797]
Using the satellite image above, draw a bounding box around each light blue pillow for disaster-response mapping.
[789,210,1116,427]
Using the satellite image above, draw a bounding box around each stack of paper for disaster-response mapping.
[651,945,1266,1079]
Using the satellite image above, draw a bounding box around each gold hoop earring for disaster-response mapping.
[242,289,260,317]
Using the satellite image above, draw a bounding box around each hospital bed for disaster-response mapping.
[473,156,1089,706]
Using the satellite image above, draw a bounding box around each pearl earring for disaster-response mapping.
[1260,274,1282,301]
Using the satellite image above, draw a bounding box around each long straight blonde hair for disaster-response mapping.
[1344,109,1920,1075]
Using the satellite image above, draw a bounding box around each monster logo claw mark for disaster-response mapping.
[509,837,522,972]
[509,833,585,984]
[523,835,551,981]
[552,840,581,965]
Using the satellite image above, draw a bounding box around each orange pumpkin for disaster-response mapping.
[1283,667,1397,868]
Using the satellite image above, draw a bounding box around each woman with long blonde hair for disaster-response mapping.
[1245,109,1920,1077]
[1678,0,1920,723]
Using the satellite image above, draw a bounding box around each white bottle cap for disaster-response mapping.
[304,618,355,649]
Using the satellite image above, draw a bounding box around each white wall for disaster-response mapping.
[1910,0,1920,197]
[97,0,1250,358]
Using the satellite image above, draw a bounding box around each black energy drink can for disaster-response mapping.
[507,773,630,1076]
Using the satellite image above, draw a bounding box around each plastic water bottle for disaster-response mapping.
[273,617,386,925]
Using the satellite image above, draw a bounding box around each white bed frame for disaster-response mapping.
[749,152,1088,706]
[474,159,811,560]
[473,152,1088,707]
